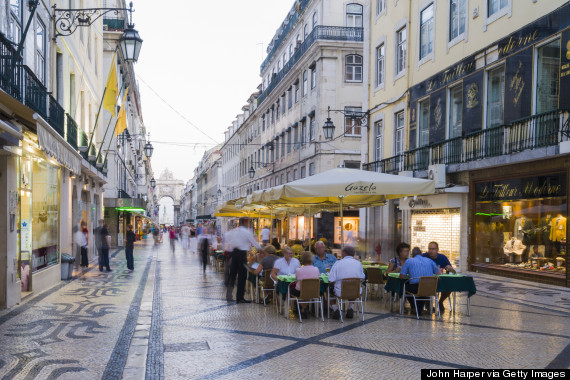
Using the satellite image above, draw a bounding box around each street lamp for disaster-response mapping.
[150,177,156,188]
[53,2,143,60]
[248,162,274,179]
[322,106,368,139]
[144,140,154,158]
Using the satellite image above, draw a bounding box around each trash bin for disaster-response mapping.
[61,253,75,280]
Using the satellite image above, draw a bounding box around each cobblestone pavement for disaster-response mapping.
[0,238,569,379]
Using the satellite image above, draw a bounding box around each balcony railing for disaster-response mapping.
[65,113,78,150]
[257,25,364,106]
[103,17,125,31]
[77,122,88,152]
[48,95,65,137]
[0,36,21,101]
[366,109,568,175]
[23,66,47,120]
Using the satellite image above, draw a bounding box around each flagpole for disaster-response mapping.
[93,82,126,164]
[87,50,118,157]
[101,117,121,167]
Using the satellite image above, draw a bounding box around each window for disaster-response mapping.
[396,27,407,75]
[418,99,430,147]
[281,135,285,157]
[271,106,275,124]
[345,107,362,136]
[295,82,299,103]
[282,52,287,67]
[449,0,466,42]
[346,3,363,27]
[449,85,462,138]
[301,121,307,146]
[311,67,316,89]
[312,12,318,29]
[286,172,290,183]
[289,44,293,59]
[420,4,434,60]
[288,87,293,109]
[294,125,299,149]
[282,94,286,114]
[486,66,505,128]
[294,169,298,180]
[488,0,508,17]
[304,24,309,39]
[375,120,383,161]
[536,39,560,114]
[345,55,363,82]
[376,0,385,15]
[309,163,315,176]
[302,70,308,96]
[275,137,279,159]
[9,0,21,43]
[376,44,385,87]
[301,166,306,179]
[309,116,315,141]
[395,112,405,155]
[287,130,292,153]
[276,101,280,120]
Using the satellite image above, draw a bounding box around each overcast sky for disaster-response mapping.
[134,0,294,183]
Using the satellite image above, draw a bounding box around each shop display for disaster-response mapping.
[474,174,567,276]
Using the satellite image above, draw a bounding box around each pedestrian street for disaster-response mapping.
[0,237,569,379]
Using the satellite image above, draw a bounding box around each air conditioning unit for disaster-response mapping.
[428,164,446,189]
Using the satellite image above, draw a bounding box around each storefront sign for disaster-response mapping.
[504,49,533,124]
[475,174,567,202]
[36,119,82,175]
[559,29,570,110]
[462,71,484,134]
[429,89,446,144]
[399,193,463,210]
[410,56,476,99]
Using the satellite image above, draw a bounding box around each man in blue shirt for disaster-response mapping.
[312,241,337,274]
[423,241,456,312]
[400,248,438,315]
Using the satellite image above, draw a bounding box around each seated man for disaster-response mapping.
[312,241,337,274]
[271,246,301,300]
[400,247,438,315]
[423,241,456,312]
[327,246,365,320]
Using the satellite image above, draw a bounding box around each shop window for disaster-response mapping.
[486,66,505,128]
[448,84,462,138]
[418,99,430,147]
[474,174,567,277]
[411,209,461,268]
[536,39,560,114]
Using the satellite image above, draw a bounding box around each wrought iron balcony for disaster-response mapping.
[65,113,78,150]
[257,25,364,106]
[0,34,21,101]
[365,109,568,175]
[77,122,88,152]
[103,17,125,31]
[48,95,65,137]
[23,66,47,120]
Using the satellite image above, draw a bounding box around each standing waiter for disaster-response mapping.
[225,225,260,303]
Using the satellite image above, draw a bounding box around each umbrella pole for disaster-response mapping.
[308,206,312,252]
[340,196,344,249]
[258,210,261,241]
[270,207,273,243]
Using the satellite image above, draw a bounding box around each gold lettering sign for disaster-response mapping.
[509,60,525,107]
[466,83,479,109]
[498,30,539,57]
[434,98,443,130]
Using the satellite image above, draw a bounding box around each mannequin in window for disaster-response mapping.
[549,214,567,255]
[538,214,552,257]
[513,216,534,261]
[503,237,526,263]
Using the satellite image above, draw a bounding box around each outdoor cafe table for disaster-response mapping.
[276,274,328,319]
[384,273,476,316]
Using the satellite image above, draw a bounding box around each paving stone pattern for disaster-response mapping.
[0,238,569,380]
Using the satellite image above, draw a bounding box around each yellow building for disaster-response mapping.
[365,0,570,286]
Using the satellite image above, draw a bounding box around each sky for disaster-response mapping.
[134,0,295,184]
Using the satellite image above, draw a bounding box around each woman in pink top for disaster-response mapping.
[292,251,320,318]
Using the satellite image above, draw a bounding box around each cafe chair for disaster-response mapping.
[261,271,276,307]
[291,278,324,323]
[334,278,365,323]
[215,253,225,272]
[403,276,440,320]
[365,267,386,304]
[243,264,259,303]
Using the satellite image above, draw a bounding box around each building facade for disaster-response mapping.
[364,0,570,286]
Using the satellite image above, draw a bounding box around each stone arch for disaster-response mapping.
[154,168,185,225]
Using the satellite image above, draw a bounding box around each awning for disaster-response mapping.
[35,114,82,175]
[128,211,154,222]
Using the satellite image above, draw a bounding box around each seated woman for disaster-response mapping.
[291,251,320,318]
[271,238,281,251]
[385,242,410,275]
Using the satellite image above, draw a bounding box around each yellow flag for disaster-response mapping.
[102,56,118,116]
[115,88,129,136]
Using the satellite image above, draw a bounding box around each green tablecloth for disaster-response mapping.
[277,274,329,295]
[384,275,477,297]
[362,265,388,271]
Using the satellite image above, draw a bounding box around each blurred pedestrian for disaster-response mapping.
[169,227,177,253]
[125,224,136,271]
[225,226,260,303]
[198,227,213,273]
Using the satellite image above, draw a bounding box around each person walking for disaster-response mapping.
[125,224,136,271]
[225,226,260,303]
[98,220,111,272]
[74,224,89,268]
[169,227,177,253]
[189,225,197,253]
[181,223,190,250]
[198,227,212,273]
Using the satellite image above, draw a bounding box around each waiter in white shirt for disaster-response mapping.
[225,226,261,303]
[260,226,270,245]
